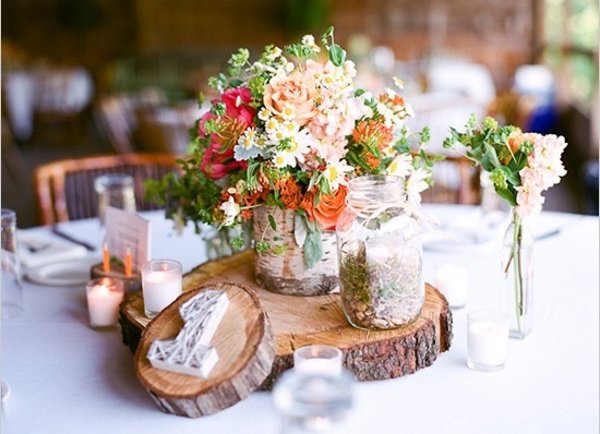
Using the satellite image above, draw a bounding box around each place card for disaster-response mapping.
[105,206,150,275]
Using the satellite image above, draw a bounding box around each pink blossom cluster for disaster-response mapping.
[515,133,568,217]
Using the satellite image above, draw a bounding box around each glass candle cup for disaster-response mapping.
[86,277,125,329]
[273,370,354,434]
[467,309,509,372]
[141,259,183,318]
[1,208,24,318]
[294,345,343,376]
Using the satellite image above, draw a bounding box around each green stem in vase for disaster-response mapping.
[511,211,523,333]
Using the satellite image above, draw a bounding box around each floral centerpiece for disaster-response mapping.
[443,115,568,337]
[146,28,436,294]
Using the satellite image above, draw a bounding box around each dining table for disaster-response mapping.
[2,204,598,433]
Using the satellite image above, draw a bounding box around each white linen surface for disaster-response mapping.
[2,207,598,434]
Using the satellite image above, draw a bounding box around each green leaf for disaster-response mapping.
[268,214,277,231]
[229,78,243,88]
[304,230,324,269]
[496,188,517,206]
[328,44,346,67]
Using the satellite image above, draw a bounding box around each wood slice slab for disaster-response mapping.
[134,282,275,418]
[121,250,453,393]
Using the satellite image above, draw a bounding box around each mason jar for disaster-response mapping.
[336,175,424,330]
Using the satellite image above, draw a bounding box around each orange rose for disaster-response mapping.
[313,185,347,230]
[263,72,316,126]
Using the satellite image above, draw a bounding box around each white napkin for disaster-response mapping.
[18,232,88,269]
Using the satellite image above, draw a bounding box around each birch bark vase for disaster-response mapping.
[253,206,338,296]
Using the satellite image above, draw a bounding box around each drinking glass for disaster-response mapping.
[94,173,136,225]
[1,208,24,318]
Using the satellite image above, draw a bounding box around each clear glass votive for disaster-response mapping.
[86,277,125,329]
[141,259,182,319]
[273,370,354,434]
[1,208,24,318]
[467,309,509,372]
[294,345,343,376]
[434,261,469,309]
[94,173,136,225]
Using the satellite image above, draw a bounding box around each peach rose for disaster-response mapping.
[263,72,316,126]
[313,185,347,230]
[502,130,529,165]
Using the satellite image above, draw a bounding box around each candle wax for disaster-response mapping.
[87,284,124,327]
[467,321,508,366]
[295,358,342,376]
[142,271,182,315]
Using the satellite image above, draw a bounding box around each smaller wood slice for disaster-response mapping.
[134,282,276,418]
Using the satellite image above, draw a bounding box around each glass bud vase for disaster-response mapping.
[502,208,534,339]
[336,175,424,330]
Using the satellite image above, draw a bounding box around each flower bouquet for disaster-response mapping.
[146,27,436,294]
[443,115,568,337]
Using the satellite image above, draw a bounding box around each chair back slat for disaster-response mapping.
[33,153,179,225]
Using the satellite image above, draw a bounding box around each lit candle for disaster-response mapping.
[102,242,110,273]
[141,259,182,319]
[294,345,343,376]
[124,247,132,277]
[86,278,124,328]
[434,262,469,309]
[467,310,509,372]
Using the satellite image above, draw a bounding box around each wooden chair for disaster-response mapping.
[421,155,481,205]
[33,153,179,225]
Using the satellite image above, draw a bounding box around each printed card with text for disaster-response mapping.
[105,206,150,273]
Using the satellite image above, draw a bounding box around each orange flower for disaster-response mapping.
[503,130,527,164]
[508,130,526,154]
[313,185,348,230]
[352,120,393,172]
[379,93,405,108]
[274,175,303,210]
[300,190,316,221]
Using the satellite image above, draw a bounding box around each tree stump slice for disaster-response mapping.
[90,262,142,293]
[120,250,453,396]
[134,281,276,418]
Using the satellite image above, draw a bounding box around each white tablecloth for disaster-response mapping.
[2,205,598,433]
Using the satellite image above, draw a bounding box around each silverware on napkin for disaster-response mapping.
[51,226,97,251]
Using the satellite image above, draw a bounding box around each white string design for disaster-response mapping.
[147,290,229,378]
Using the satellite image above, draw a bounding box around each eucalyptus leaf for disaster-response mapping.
[304,230,323,269]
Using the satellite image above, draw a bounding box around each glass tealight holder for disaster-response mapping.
[294,345,343,376]
[273,370,355,434]
[86,277,125,329]
[141,259,182,318]
[467,309,509,372]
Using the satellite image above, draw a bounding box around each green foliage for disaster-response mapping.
[442,115,527,207]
